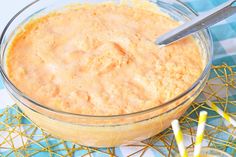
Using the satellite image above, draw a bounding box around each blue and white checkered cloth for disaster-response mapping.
[0,0,236,156]
[183,0,236,57]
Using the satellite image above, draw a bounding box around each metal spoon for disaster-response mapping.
[156,0,236,46]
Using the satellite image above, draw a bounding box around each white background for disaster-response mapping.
[0,0,33,33]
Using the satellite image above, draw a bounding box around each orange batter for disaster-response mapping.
[7,3,203,115]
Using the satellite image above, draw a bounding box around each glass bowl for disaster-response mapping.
[176,147,232,157]
[0,0,213,147]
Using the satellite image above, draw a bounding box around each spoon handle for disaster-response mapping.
[156,0,236,46]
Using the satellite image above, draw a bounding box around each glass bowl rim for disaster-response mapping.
[0,0,213,118]
[184,147,232,157]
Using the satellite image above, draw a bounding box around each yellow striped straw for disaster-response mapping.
[171,120,188,157]
[206,100,236,127]
[194,111,208,157]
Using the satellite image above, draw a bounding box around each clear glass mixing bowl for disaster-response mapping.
[0,0,213,147]
[176,147,232,157]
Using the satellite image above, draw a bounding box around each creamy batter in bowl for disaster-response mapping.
[0,0,213,147]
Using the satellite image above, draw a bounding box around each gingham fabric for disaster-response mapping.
[182,0,236,57]
[0,0,236,156]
